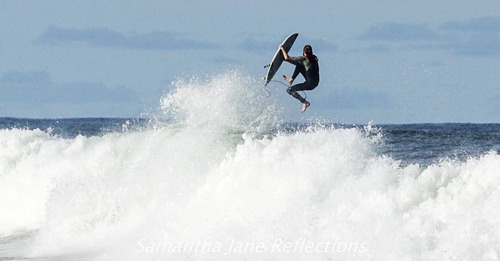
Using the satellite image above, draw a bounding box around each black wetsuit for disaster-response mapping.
[287,54,319,103]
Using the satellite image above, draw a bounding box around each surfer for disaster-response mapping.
[280,44,319,112]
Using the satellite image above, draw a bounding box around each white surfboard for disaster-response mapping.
[264,33,299,86]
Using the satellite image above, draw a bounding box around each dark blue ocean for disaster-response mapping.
[1,73,500,260]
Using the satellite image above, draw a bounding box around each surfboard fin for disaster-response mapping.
[264,64,270,68]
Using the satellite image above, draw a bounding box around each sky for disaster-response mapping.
[1,0,500,124]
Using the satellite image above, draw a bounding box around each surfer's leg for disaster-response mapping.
[287,81,316,112]
[287,83,308,103]
[292,65,304,80]
[284,65,306,85]
[287,85,310,112]
[287,81,316,97]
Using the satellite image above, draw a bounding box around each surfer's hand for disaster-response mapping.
[280,45,289,61]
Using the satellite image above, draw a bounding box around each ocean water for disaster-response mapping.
[1,72,499,260]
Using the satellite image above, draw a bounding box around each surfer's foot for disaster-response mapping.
[300,101,310,113]
[282,75,294,85]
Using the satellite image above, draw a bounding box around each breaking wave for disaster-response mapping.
[1,71,499,260]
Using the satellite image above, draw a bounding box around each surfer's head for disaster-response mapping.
[303,45,313,56]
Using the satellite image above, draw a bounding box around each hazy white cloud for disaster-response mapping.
[209,56,240,64]
[237,35,338,53]
[318,88,393,110]
[441,16,500,33]
[440,16,500,56]
[0,71,144,118]
[1,71,138,103]
[495,95,500,111]
[35,25,219,50]
[237,36,275,53]
[358,22,440,42]
[446,33,500,56]
[356,18,500,57]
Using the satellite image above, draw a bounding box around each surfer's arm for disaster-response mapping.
[280,45,290,61]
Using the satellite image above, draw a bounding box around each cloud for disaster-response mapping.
[209,56,239,64]
[238,36,276,53]
[317,88,393,110]
[1,70,51,86]
[494,95,500,111]
[347,44,392,54]
[358,22,440,42]
[35,25,219,50]
[237,35,338,53]
[365,44,392,53]
[445,33,500,56]
[300,36,338,53]
[441,16,500,33]
[356,18,500,57]
[440,16,500,56]
[1,71,138,103]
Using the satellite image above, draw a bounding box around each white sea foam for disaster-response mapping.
[1,72,499,260]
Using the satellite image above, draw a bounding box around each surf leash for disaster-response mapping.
[261,84,271,97]
[262,80,307,100]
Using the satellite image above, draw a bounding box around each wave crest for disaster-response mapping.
[159,71,282,133]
